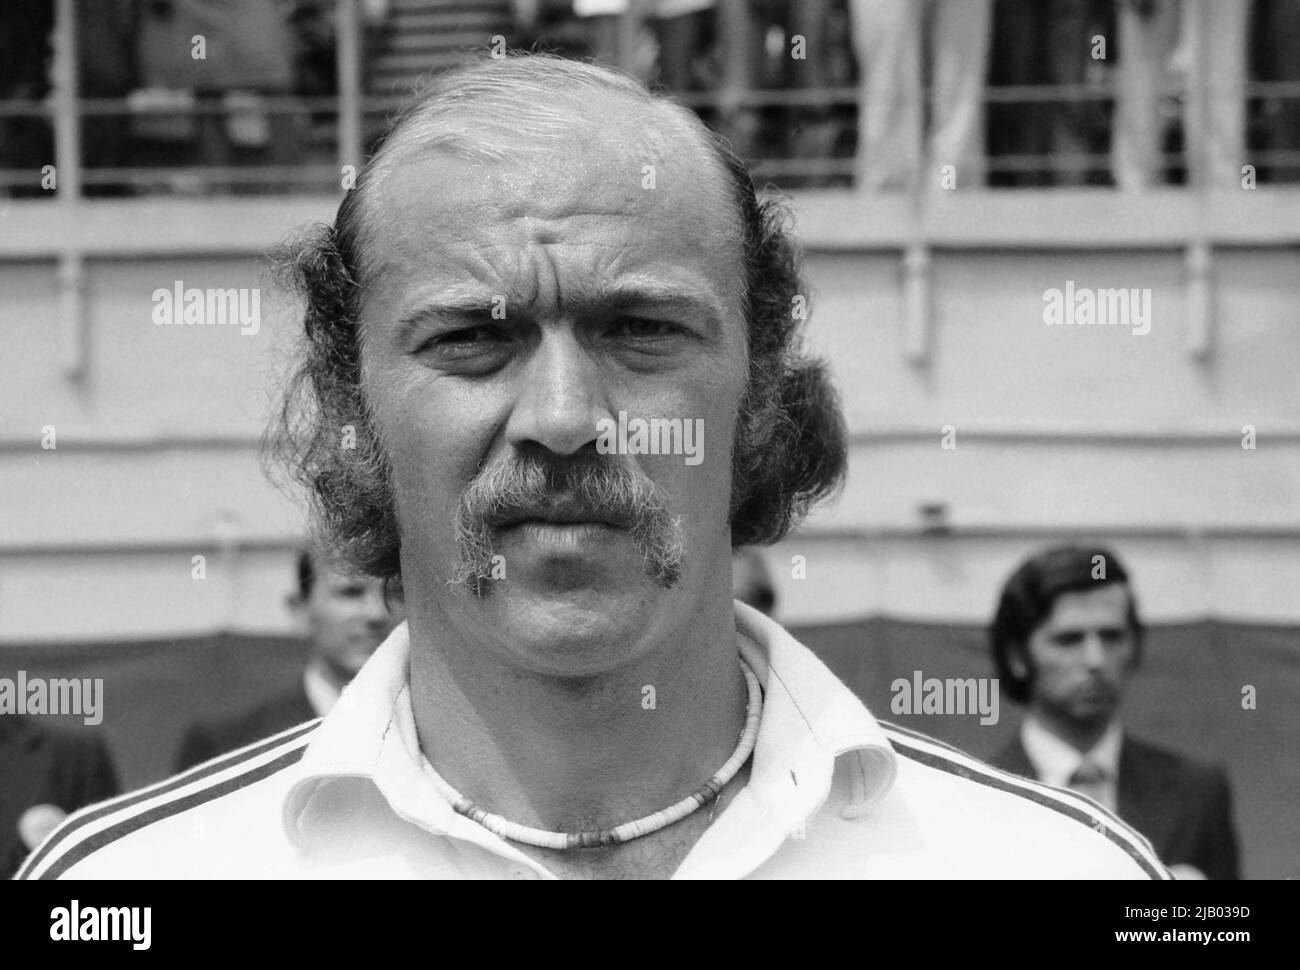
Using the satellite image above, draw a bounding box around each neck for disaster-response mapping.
[407,593,747,834]
[1030,706,1115,754]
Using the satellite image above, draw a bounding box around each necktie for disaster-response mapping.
[1068,759,1108,808]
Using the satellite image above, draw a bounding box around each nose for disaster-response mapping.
[1081,633,1108,670]
[505,328,608,456]
[361,585,391,626]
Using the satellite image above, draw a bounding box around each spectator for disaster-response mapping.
[987,0,1113,186]
[1113,0,1248,190]
[2,716,119,877]
[0,0,54,197]
[132,0,305,192]
[988,544,1241,879]
[173,550,399,771]
[78,0,141,196]
[849,0,993,190]
[1253,0,1300,182]
[363,0,519,101]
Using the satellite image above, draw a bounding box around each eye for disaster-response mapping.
[1053,632,1084,647]
[607,317,681,340]
[415,326,515,374]
[427,327,506,348]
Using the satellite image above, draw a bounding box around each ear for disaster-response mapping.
[1006,647,1029,681]
[285,592,310,631]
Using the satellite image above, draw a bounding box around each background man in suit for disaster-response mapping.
[1,715,119,877]
[988,544,1241,879]
[174,549,399,770]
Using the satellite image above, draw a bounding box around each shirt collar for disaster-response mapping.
[1020,715,1123,788]
[281,604,899,874]
[302,661,342,719]
[732,602,897,817]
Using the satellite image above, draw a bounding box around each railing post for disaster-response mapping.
[1183,0,1208,188]
[1185,239,1214,361]
[901,242,931,367]
[337,0,364,181]
[52,0,81,200]
[53,0,87,381]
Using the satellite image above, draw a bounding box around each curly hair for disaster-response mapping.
[268,54,847,584]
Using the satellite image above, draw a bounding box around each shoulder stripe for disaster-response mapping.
[879,721,1170,880]
[17,719,320,880]
[34,746,309,880]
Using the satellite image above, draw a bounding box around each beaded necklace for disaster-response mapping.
[425,658,763,850]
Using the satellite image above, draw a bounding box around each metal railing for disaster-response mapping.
[3,0,1300,197]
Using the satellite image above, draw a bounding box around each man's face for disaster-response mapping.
[297,566,398,681]
[1023,584,1137,729]
[357,96,749,673]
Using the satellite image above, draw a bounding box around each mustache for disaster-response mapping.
[451,450,685,595]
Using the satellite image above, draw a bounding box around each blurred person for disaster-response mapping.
[849,0,993,190]
[1112,0,1249,190]
[706,0,843,184]
[23,55,1167,880]
[1253,0,1300,182]
[732,547,776,616]
[571,0,715,88]
[0,0,54,197]
[173,550,398,770]
[987,0,1113,186]
[2,716,118,878]
[362,0,518,101]
[77,0,141,196]
[132,0,306,193]
[988,544,1241,879]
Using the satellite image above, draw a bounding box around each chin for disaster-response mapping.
[1067,700,1117,727]
[483,587,661,676]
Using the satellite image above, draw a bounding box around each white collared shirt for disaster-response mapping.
[302,661,342,719]
[19,605,1168,880]
[1021,717,1123,813]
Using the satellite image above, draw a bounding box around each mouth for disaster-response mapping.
[496,518,626,554]
[496,502,626,530]
[1075,684,1117,706]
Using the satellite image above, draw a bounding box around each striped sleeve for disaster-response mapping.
[880,721,1172,880]
[16,720,320,880]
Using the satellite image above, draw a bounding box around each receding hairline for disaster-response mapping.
[345,56,743,284]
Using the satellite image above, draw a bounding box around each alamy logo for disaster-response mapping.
[151,280,261,335]
[0,671,103,725]
[1042,281,1151,335]
[50,901,151,950]
[596,411,703,466]
[890,671,999,725]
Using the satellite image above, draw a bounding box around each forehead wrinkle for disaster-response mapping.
[354,97,745,332]
[359,86,733,227]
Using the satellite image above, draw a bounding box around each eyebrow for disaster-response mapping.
[393,288,500,346]
[392,275,729,344]
[600,277,729,330]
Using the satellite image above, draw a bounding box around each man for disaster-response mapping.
[173,550,399,771]
[21,54,1167,880]
[988,545,1241,879]
[1,716,118,878]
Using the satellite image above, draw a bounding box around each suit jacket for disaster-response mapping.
[991,732,1240,879]
[1,716,120,878]
[174,683,317,773]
